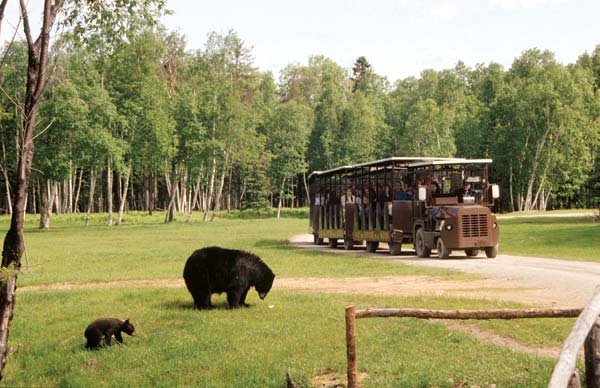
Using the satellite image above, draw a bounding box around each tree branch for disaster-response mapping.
[0,0,9,36]
[18,0,34,50]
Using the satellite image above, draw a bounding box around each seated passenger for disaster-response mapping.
[455,181,474,203]
[379,184,392,228]
[393,181,404,200]
[340,187,355,207]
[429,182,441,221]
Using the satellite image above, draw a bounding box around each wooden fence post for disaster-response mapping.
[549,286,600,388]
[346,306,358,388]
[585,317,600,388]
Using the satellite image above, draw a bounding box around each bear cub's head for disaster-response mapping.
[122,319,137,336]
[256,271,275,300]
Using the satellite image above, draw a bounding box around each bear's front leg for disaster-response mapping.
[239,286,250,307]
[104,332,113,346]
[114,332,124,344]
[227,289,243,309]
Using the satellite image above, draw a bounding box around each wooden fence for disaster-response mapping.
[345,286,600,388]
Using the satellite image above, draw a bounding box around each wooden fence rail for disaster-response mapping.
[346,289,600,388]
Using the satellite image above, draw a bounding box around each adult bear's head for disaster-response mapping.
[255,266,275,300]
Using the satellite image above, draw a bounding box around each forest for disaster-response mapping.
[1,26,600,226]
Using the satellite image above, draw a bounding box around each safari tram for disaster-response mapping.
[308,157,500,259]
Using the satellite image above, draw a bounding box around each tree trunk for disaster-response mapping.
[144,174,149,212]
[164,166,177,223]
[303,172,310,207]
[53,181,60,215]
[116,162,132,225]
[73,168,83,213]
[210,152,228,221]
[227,164,233,212]
[107,158,113,227]
[0,141,12,215]
[277,178,285,219]
[85,167,96,227]
[151,173,157,215]
[38,181,50,230]
[204,154,217,221]
[1,168,11,215]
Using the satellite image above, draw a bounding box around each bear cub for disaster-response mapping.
[84,318,136,350]
[183,246,275,309]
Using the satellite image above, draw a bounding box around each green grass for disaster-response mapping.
[3,288,560,387]
[498,208,595,217]
[0,210,591,386]
[0,211,465,287]
[461,317,575,348]
[498,216,600,262]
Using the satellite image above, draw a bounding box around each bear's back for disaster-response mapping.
[183,247,248,291]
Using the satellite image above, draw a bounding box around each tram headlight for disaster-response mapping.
[445,224,453,231]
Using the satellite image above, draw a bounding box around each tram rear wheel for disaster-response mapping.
[366,241,379,253]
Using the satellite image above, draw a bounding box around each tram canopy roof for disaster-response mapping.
[308,157,483,181]
[408,158,493,168]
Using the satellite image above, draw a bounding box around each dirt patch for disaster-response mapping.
[438,320,559,359]
[20,276,542,306]
[276,276,549,306]
[19,279,184,292]
[311,369,367,388]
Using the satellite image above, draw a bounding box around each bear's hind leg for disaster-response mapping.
[193,289,212,310]
[85,328,102,350]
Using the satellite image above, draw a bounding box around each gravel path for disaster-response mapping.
[290,234,600,308]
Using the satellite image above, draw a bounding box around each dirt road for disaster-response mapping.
[290,234,600,308]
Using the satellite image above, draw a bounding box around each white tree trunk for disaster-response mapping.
[211,152,229,221]
[204,155,217,221]
[116,162,132,225]
[277,178,285,219]
[85,168,96,227]
[107,158,113,227]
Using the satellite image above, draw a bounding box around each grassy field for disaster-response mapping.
[498,216,600,262]
[8,211,464,287]
[0,210,594,386]
[7,289,559,387]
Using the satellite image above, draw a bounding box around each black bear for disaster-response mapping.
[84,318,136,350]
[183,246,275,309]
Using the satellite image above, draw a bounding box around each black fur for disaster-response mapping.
[183,246,275,309]
[84,318,136,350]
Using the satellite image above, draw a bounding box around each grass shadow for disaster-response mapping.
[253,239,296,251]
[160,299,256,311]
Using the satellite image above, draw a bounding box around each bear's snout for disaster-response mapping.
[259,292,267,300]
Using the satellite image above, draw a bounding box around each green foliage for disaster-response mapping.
[404,98,456,157]
[2,24,600,215]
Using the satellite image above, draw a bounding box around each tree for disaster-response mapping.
[0,0,166,378]
[404,99,456,157]
[351,56,371,92]
[490,49,599,210]
[267,100,312,218]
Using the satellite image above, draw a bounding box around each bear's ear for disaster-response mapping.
[124,318,130,324]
